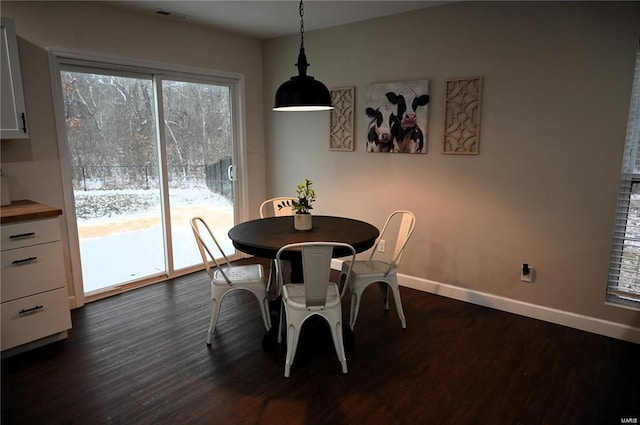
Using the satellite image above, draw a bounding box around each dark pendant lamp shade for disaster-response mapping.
[273,1,333,112]
[274,74,333,111]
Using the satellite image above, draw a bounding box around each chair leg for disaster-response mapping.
[349,287,362,331]
[207,297,221,345]
[267,259,280,293]
[378,282,389,310]
[327,311,348,374]
[284,319,301,378]
[260,295,272,330]
[277,301,285,344]
[389,282,407,329]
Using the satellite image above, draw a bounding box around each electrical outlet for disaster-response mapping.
[377,239,386,253]
[520,263,533,282]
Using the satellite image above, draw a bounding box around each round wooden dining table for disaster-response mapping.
[228,215,379,260]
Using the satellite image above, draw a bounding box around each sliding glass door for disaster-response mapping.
[59,64,238,296]
[161,78,235,270]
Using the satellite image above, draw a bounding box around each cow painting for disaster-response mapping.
[386,88,429,153]
[365,80,429,154]
[365,102,394,152]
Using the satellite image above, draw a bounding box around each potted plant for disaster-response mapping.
[278,178,316,230]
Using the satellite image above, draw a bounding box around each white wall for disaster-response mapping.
[263,1,640,339]
[0,1,266,301]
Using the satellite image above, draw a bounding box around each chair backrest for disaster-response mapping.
[260,197,297,218]
[276,242,356,310]
[190,217,233,284]
[369,210,416,273]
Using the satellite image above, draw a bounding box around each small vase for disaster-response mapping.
[294,213,312,231]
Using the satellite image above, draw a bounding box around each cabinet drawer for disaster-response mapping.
[1,241,65,302]
[1,287,71,351]
[1,218,61,250]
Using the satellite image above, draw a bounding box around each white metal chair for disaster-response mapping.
[276,242,356,378]
[340,210,416,331]
[259,196,297,219]
[190,217,271,345]
[260,196,296,291]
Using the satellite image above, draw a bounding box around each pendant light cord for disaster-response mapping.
[299,0,305,50]
[295,0,309,77]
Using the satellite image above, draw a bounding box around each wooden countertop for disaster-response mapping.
[0,200,62,224]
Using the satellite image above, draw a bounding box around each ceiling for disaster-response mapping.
[105,1,450,40]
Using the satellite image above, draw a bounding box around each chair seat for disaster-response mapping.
[344,260,393,278]
[213,264,264,286]
[283,282,342,310]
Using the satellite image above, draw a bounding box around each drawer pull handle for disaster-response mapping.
[9,232,36,239]
[19,305,44,315]
[12,256,38,265]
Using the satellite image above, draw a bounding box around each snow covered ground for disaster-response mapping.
[76,188,234,293]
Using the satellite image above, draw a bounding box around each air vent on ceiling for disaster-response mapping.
[153,9,188,20]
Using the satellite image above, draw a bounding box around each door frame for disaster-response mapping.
[48,49,249,307]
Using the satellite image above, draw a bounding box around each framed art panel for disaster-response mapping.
[443,76,483,155]
[365,80,430,154]
[329,87,354,151]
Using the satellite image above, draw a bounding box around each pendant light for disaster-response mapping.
[273,0,333,111]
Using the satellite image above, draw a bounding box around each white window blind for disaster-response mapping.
[608,43,640,306]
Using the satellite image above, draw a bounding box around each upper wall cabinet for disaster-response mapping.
[1,17,28,139]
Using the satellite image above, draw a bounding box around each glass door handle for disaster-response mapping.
[227,164,234,182]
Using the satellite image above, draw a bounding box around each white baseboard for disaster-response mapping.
[399,273,640,344]
[332,259,639,344]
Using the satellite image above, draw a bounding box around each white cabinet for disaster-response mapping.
[1,202,71,353]
[0,17,28,139]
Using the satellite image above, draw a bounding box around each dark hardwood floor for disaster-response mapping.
[2,258,639,425]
